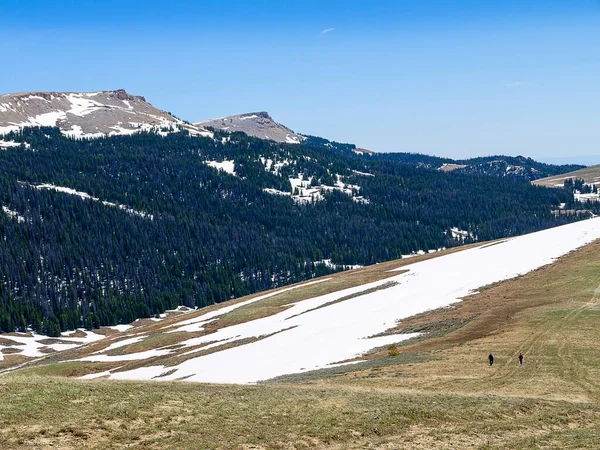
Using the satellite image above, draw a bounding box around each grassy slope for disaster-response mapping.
[533,164,600,187]
[3,240,600,448]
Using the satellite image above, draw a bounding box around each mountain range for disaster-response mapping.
[0,89,585,180]
[0,89,592,336]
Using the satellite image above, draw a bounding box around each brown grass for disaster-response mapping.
[319,240,600,405]
[1,374,599,449]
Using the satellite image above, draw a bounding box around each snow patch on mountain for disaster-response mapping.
[449,227,475,241]
[204,160,236,176]
[0,140,30,149]
[0,89,211,139]
[2,206,25,223]
[259,156,290,175]
[263,188,291,197]
[0,329,104,362]
[262,173,367,205]
[31,183,154,220]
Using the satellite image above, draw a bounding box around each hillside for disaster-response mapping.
[3,220,600,448]
[0,88,581,181]
[0,89,209,138]
[0,217,596,382]
[0,125,588,337]
[533,164,600,188]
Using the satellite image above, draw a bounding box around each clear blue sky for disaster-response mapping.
[1,0,599,161]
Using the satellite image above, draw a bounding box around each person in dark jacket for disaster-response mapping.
[519,352,524,365]
[489,352,494,366]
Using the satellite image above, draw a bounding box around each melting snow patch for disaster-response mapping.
[108,218,600,384]
[285,135,301,144]
[96,336,145,354]
[2,206,25,223]
[107,324,134,332]
[352,170,375,177]
[205,160,236,176]
[0,140,29,149]
[450,227,474,241]
[575,193,600,203]
[32,183,153,220]
[79,370,112,380]
[31,111,67,127]
[79,349,171,362]
[315,259,363,270]
[164,278,331,334]
[0,329,105,361]
[110,365,167,380]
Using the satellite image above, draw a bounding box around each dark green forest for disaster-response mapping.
[0,127,586,335]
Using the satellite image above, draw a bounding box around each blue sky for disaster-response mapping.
[1,0,599,161]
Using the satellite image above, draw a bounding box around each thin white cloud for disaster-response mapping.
[506,81,530,88]
[321,28,335,35]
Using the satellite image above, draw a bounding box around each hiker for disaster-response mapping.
[489,352,494,366]
[519,352,524,365]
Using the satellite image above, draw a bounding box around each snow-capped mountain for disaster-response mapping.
[0,89,209,138]
[196,111,304,144]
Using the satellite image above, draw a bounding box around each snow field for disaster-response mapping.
[106,217,600,384]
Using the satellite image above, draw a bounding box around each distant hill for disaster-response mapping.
[196,111,303,144]
[196,109,582,181]
[533,165,600,188]
[372,153,585,182]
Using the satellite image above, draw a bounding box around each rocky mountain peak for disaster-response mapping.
[195,111,304,144]
[0,89,207,138]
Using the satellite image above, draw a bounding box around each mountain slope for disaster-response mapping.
[0,126,586,337]
[0,89,209,138]
[6,217,600,382]
[196,111,304,144]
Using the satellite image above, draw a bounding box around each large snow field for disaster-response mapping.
[107,217,600,384]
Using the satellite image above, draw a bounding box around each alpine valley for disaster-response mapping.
[0,89,590,338]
